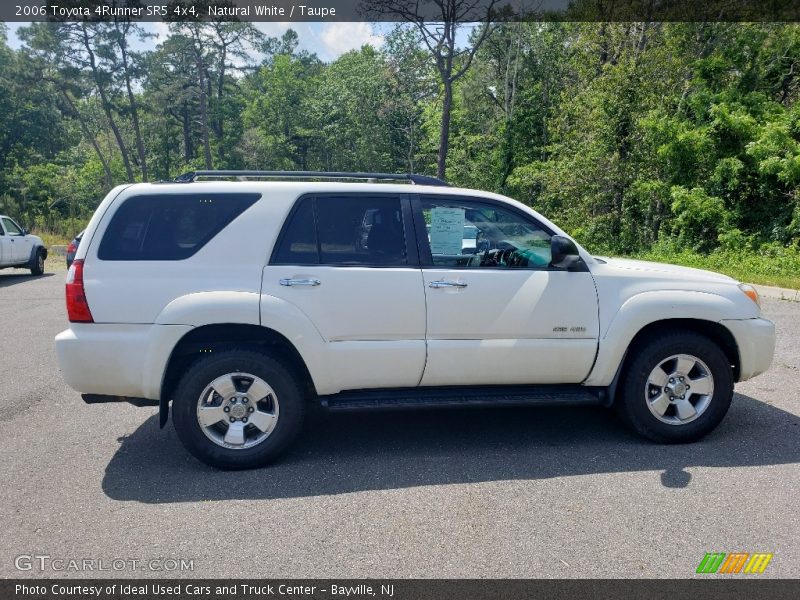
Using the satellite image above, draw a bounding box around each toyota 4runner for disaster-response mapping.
[54,171,776,469]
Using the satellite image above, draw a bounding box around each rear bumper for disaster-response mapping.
[55,323,192,400]
[721,317,776,381]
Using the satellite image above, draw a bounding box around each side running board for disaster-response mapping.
[319,385,604,412]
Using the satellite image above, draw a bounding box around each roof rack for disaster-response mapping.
[173,170,450,187]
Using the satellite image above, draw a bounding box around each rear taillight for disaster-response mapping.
[66,259,94,323]
[66,241,76,254]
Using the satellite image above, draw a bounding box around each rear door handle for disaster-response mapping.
[279,278,321,287]
[429,280,468,289]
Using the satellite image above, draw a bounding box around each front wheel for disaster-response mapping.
[616,331,734,443]
[172,349,305,469]
[30,249,45,275]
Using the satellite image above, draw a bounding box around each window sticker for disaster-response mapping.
[429,207,465,255]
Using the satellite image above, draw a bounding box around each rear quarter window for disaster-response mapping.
[97,193,260,261]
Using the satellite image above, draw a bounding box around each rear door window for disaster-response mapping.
[271,194,410,267]
[271,197,318,264]
[98,193,259,261]
[317,195,407,266]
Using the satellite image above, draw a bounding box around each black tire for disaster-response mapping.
[172,349,305,469]
[616,330,734,443]
[30,249,45,275]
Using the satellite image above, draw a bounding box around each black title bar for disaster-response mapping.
[3,0,800,23]
[4,579,800,600]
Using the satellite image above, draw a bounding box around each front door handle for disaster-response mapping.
[429,280,468,289]
[279,278,321,287]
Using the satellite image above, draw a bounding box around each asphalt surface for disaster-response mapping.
[1,265,798,579]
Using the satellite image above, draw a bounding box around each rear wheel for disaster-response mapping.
[172,349,304,469]
[30,249,45,275]
[617,331,734,443]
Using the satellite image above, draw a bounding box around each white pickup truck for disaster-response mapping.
[54,171,775,469]
[0,215,47,275]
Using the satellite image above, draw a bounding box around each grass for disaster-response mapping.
[632,247,800,290]
[36,231,73,247]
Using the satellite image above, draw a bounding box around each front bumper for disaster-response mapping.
[721,317,776,381]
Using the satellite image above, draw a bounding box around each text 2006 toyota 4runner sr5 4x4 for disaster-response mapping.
[55,171,775,469]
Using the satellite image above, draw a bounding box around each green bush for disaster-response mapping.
[669,186,728,253]
[635,242,800,290]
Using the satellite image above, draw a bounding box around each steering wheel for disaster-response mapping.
[498,248,515,266]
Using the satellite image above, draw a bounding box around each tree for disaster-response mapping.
[368,1,499,179]
[312,47,395,171]
[240,46,322,169]
[103,11,152,179]
[144,33,203,173]
[167,22,214,168]
[205,20,263,164]
[382,26,438,173]
[20,21,137,181]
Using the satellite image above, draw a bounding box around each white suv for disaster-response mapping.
[55,171,776,469]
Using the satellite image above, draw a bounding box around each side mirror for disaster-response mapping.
[550,235,583,270]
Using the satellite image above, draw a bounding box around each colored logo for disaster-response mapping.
[696,552,773,574]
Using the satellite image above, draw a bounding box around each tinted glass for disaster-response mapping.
[316,195,407,266]
[272,197,318,264]
[98,193,259,261]
[421,197,552,269]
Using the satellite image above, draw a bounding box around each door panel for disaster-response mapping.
[262,267,426,342]
[262,267,427,391]
[423,269,600,339]
[262,193,427,392]
[416,196,599,387]
[16,235,32,262]
[421,269,599,385]
[423,339,599,386]
[0,234,10,266]
[1,218,28,263]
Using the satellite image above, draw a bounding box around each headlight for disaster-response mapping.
[738,283,760,307]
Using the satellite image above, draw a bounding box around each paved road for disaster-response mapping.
[1,267,798,579]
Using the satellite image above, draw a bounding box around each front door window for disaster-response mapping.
[419,197,553,269]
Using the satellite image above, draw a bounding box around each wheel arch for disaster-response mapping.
[159,323,317,428]
[586,289,747,388]
[626,318,739,379]
[28,243,47,263]
[601,317,740,408]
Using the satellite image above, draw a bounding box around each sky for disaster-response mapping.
[6,21,392,62]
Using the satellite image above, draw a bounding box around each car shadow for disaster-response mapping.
[0,272,54,288]
[102,393,800,503]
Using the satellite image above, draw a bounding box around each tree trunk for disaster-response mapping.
[215,45,227,163]
[80,25,135,181]
[437,79,453,180]
[118,34,148,180]
[195,48,213,169]
[59,88,113,188]
[407,118,415,173]
[182,107,193,164]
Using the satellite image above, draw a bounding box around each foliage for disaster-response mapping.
[637,240,800,290]
[0,21,799,287]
